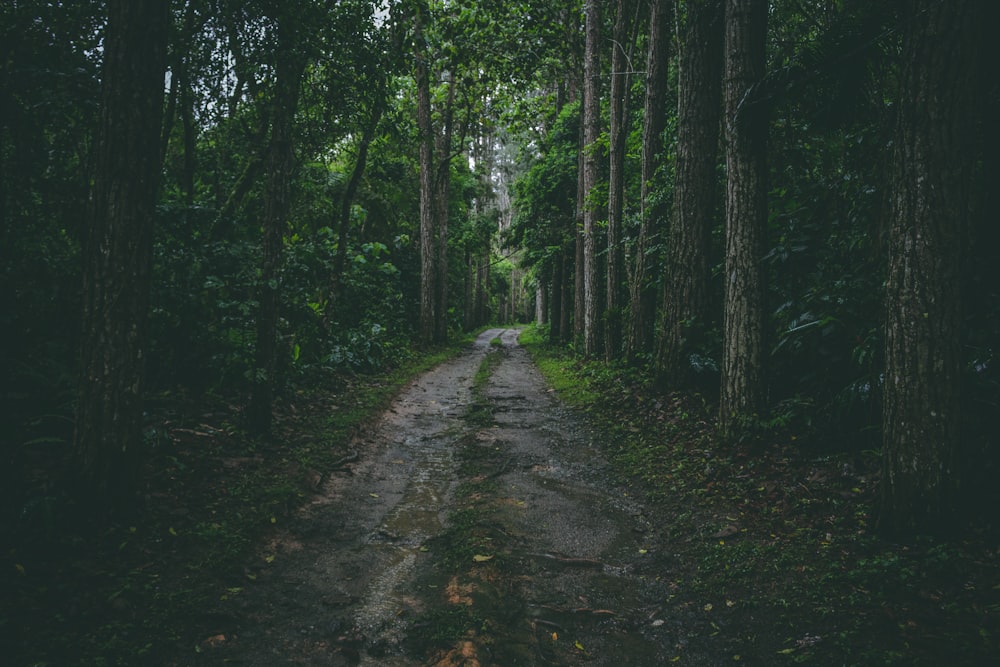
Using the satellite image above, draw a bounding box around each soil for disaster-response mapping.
[190,328,705,666]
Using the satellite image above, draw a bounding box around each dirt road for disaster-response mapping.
[200,329,687,666]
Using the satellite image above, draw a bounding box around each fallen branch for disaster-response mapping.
[331,450,359,470]
[526,552,605,569]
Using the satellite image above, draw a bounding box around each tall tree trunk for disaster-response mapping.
[74,0,168,515]
[605,0,639,361]
[582,0,603,358]
[247,16,304,435]
[433,76,458,343]
[415,5,436,346]
[880,0,979,537]
[719,0,767,442]
[549,257,564,343]
[574,107,586,346]
[627,0,673,361]
[657,0,723,384]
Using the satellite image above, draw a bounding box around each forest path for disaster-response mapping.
[200,329,689,666]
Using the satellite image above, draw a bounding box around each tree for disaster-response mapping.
[74,0,169,514]
[582,0,603,358]
[626,0,672,361]
[247,8,307,435]
[719,0,767,441]
[880,0,980,537]
[657,0,723,386]
[605,0,639,361]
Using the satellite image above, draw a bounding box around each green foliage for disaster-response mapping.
[508,101,580,274]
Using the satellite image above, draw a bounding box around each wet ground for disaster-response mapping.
[200,328,689,666]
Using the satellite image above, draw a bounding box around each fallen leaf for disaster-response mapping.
[369,493,379,498]
[169,527,178,536]
[704,603,713,612]
[472,554,494,563]
[551,632,558,641]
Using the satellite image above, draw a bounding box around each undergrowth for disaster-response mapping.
[0,337,475,666]
[518,325,999,666]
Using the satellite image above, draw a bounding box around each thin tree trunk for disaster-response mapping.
[415,5,436,345]
[657,0,723,385]
[719,0,767,442]
[627,0,673,362]
[880,0,979,537]
[247,16,304,435]
[433,76,458,343]
[74,0,168,516]
[574,106,586,345]
[605,0,639,361]
[549,257,563,343]
[582,0,602,358]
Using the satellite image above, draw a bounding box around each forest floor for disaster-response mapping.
[2,328,998,665]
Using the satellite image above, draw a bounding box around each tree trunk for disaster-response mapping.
[247,15,305,436]
[605,0,639,361]
[719,0,767,442]
[574,107,586,346]
[582,0,603,358]
[415,5,436,346]
[549,256,564,343]
[74,0,168,516]
[627,0,673,361]
[433,76,458,343]
[657,0,723,385]
[880,0,979,537]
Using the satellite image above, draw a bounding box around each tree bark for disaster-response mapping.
[605,0,639,361]
[582,0,603,358]
[247,14,305,435]
[574,106,586,345]
[627,0,673,362]
[433,76,458,343]
[74,0,168,516]
[880,0,979,537]
[415,4,436,346]
[719,0,767,442]
[657,0,723,385]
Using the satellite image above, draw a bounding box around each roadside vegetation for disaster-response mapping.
[519,325,999,666]
[0,340,472,666]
